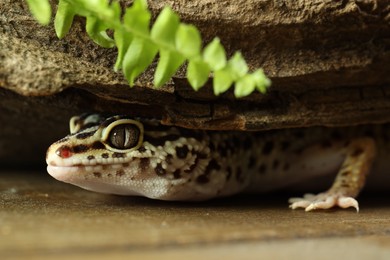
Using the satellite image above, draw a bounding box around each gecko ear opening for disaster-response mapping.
[102,119,144,153]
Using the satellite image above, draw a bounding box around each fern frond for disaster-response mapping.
[26,0,271,97]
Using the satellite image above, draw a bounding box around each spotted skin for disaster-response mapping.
[46,114,387,211]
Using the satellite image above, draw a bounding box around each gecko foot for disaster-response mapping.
[288,193,359,212]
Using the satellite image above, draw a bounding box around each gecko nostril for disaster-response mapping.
[55,145,73,158]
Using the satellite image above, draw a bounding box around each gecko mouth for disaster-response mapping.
[47,165,85,182]
[46,165,145,197]
[46,163,125,181]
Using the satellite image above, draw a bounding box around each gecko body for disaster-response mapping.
[46,113,387,211]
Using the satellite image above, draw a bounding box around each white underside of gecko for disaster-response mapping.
[46,114,388,211]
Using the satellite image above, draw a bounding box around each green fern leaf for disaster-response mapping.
[203,38,227,71]
[114,29,134,71]
[26,0,51,25]
[85,16,115,48]
[252,69,271,93]
[187,59,210,90]
[213,68,233,95]
[154,50,185,87]
[55,0,76,39]
[176,24,201,58]
[234,75,256,97]
[122,0,151,34]
[123,39,158,86]
[115,0,151,70]
[151,7,180,47]
[227,52,248,79]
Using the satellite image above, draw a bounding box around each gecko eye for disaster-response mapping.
[102,118,144,152]
[108,124,141,150]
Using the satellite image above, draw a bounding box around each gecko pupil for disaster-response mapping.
[109,124,140,149]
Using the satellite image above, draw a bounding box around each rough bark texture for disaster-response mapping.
[0,0,389,165]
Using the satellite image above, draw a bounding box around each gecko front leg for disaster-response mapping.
[289,137,376,212]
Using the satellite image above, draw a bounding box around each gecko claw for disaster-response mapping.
[289,193,359,212]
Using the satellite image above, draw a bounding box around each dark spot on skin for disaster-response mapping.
[258,164,267,174]
[272,160,279,169]
[76,131,95,139]
[93,172,102,178]
[194,159,221,183]
[248,156,256,168]
[87,155,95,160]
[116,169,125,176]
[139,158,150,171]
[155,163,166,176]
[72,145,89,153]
[108,173,112,177]
[262,141,274,155]
[184,152,206,174]
[352,148,364,157]
[92,141,105,150]
[281,141,290,151]
[138,146,146,153]
[341,170,352,176]
[197,152,208,159]
[173,170,181,179]
[196,174,209,184]
[122,163,129,167]
[205,159,221,175]
[165,154,173,164]
[283,163,290,171]
[130,177,135,181]
[112,152,125,158]
[184,158,198,174]
[176,145,189,159]
[340,183,350,188]
[102,153,109,159]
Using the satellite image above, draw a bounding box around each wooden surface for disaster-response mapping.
[1,171,389,259]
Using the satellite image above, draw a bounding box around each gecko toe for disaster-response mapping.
[337,197,359,212]
[289,200,311,209]
[289,193,359,212]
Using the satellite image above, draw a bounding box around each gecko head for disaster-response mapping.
[46,114,210,200]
